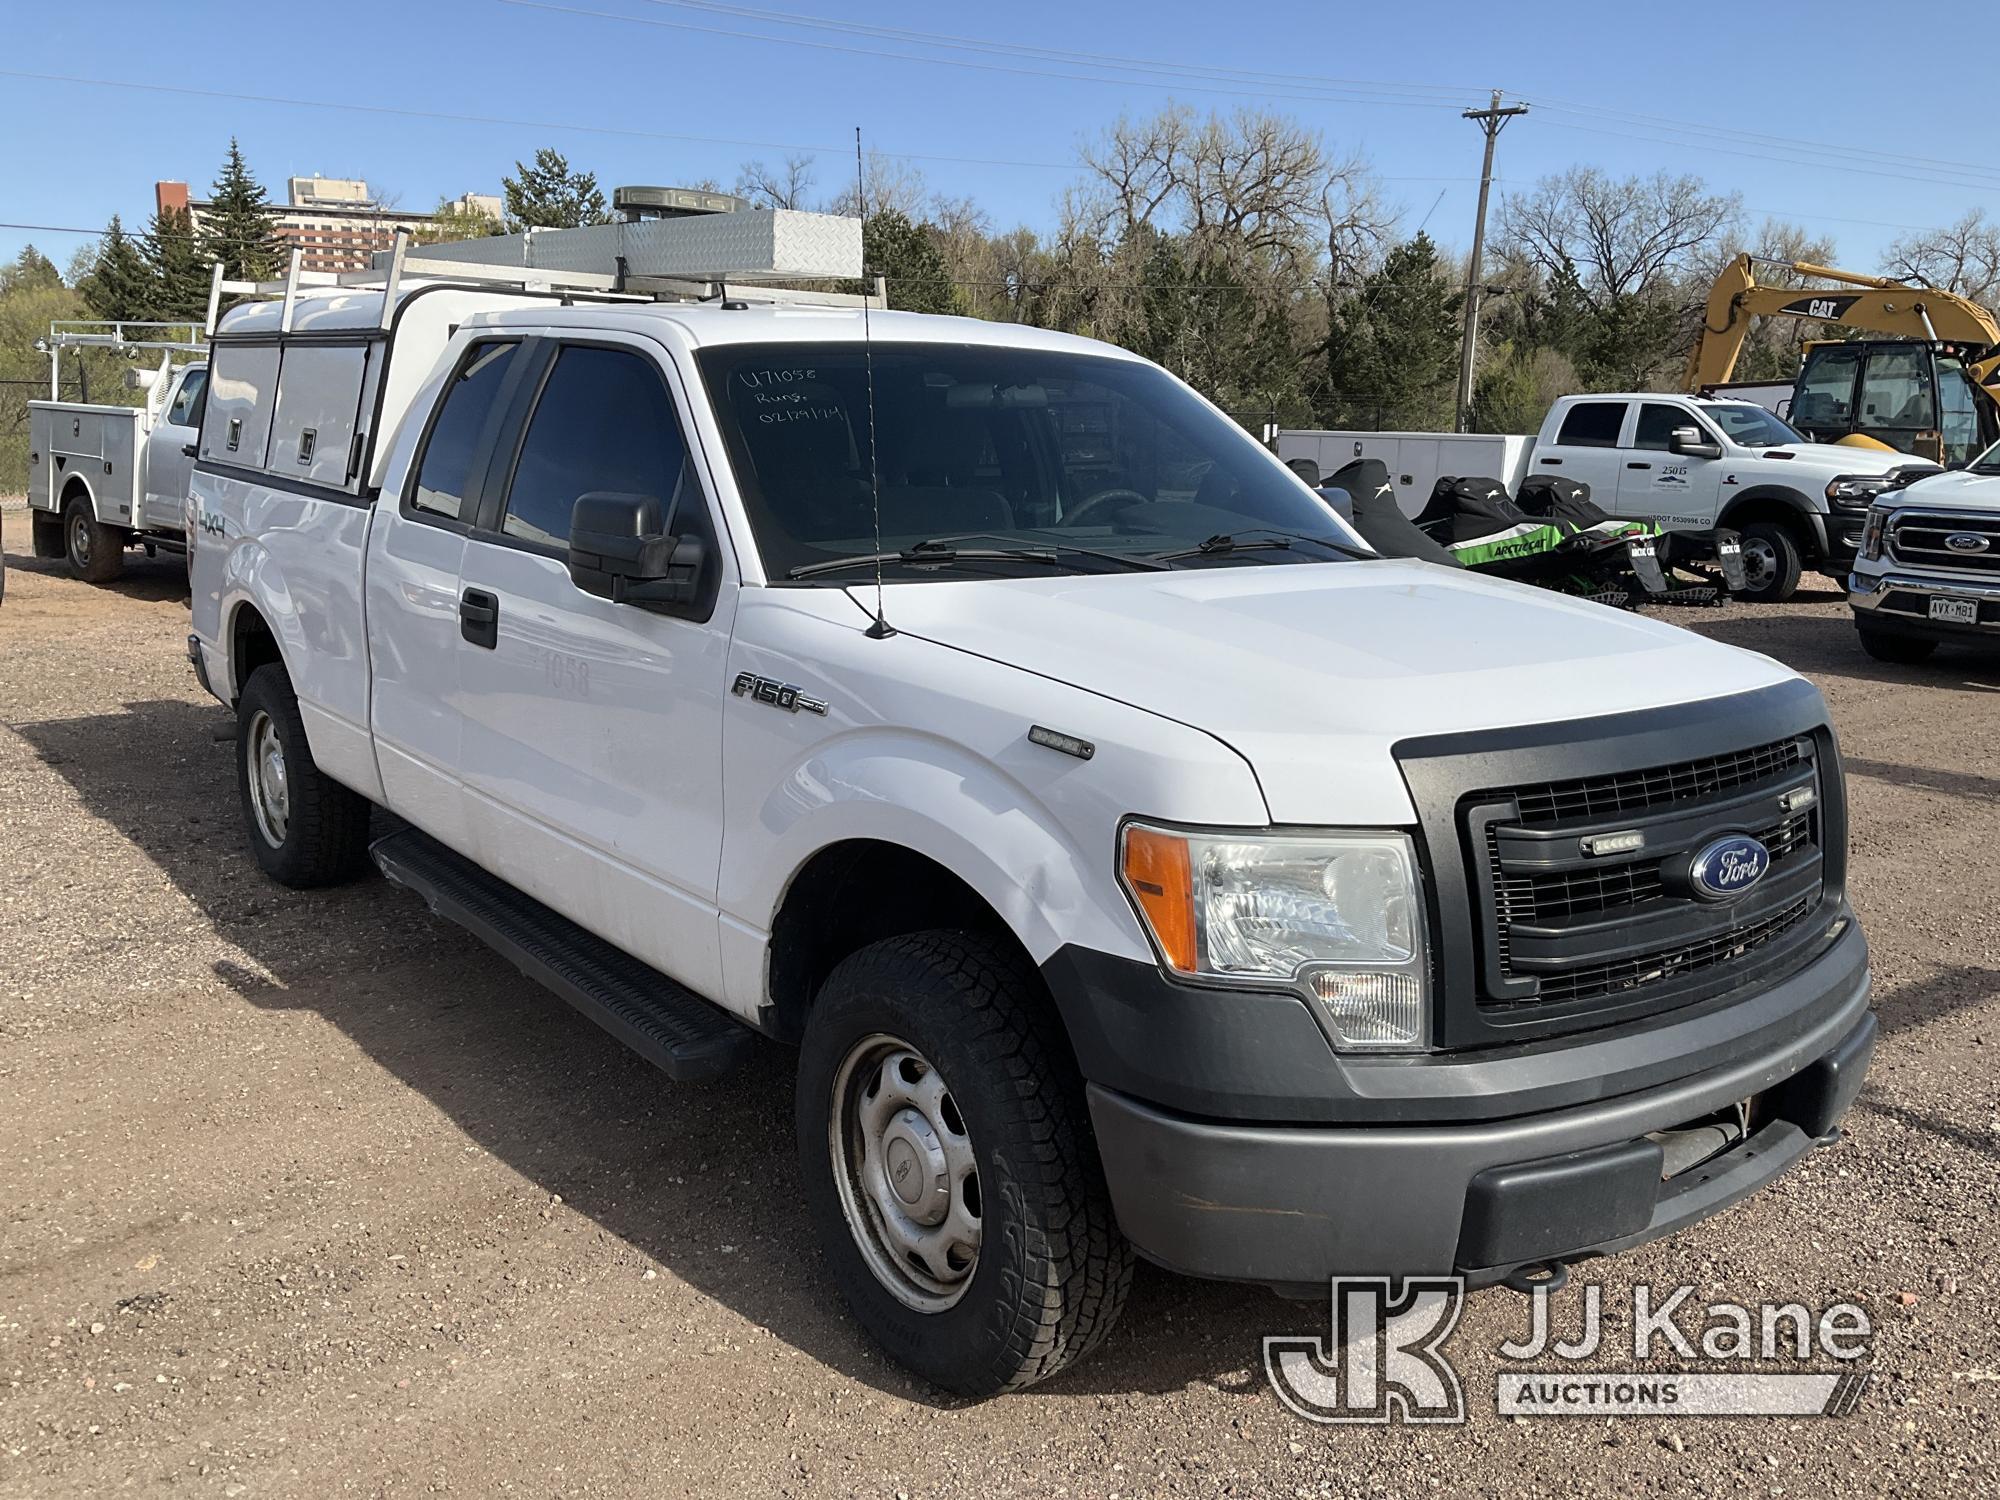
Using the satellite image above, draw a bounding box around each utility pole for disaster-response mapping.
[1455,90,1528,433]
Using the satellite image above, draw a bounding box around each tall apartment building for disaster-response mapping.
[156,177,503,275]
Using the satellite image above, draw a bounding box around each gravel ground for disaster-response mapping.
[2,502,1997,1498]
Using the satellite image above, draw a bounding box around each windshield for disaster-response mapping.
[1969,437,2000,474]
[697,342,1362,581]
[1698,402,1804,447]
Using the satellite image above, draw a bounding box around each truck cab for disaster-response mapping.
[187,238,1875,1398]
[1532,392,1929,600]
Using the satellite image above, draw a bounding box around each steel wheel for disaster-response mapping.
[1738,534,1777,591]
[245,708,291,848]
[67,508,91,568]
[828,1032,981,1312]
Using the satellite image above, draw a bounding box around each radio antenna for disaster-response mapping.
[857,126,894,639]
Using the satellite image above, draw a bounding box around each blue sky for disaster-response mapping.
[3,0,1993,275]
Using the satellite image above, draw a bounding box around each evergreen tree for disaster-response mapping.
[77,216,154,321]
[501,149,608,232]
[200,138,284,280]
[143,205,211,322]
[1322,233,1462,429]
[864,210,962,316]
[0,246,63,295]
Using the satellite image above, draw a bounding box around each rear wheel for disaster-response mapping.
[64,493,126,584]
[1856,621,1938,664]
[1736,520,1804,603]
[797,931,1133,1396]
[236,664,373,887]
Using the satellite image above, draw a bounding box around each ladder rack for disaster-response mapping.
[209,208,882,336]
[37,320,208,401]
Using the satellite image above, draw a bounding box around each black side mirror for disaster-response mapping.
[1668,425,1722,460]
[567,491,713,617]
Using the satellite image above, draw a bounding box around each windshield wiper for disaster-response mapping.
[788,540,1070,580]
[940,530,1173,572]
[1148,528,1375,564]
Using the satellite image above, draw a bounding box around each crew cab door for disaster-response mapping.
[454,333,737,1001]
[142,366,207,530]
[1530,399,1629,510]
[1616,401,1726,528]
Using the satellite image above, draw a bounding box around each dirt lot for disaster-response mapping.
[2,500,1997,1498]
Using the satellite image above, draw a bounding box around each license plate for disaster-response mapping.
[1928,596,1980,625]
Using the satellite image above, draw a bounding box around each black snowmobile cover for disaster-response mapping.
[1416,475,1529,544]
[1329,458,1459,568]
[1515,474,1611,533]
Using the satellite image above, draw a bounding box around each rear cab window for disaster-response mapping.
[408,341,520,522]
[1553,400,1628,448]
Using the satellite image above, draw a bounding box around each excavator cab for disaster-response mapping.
[1788,341,1993,467]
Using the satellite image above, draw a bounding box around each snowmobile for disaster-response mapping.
[1326,459,1744,607]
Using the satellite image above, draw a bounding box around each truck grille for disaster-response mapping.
[1888,511,2000,574]
[1472,733,1824,1027]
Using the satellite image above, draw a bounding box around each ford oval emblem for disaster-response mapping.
[1689,834,1772,901]
[1945,532,1990,554]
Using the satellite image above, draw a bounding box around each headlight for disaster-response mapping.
[1825,474,1896,511]
[1119,823,1429,1050]
[1859,507,1889,561]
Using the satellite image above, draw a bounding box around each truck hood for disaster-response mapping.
[1748,441,1921,476]
[856,560,1797,825]
[1888,467,2000,512]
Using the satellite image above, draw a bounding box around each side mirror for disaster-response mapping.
[567,491,712,616]
[1668,425,1722,460]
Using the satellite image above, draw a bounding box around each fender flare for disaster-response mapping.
[1718,486,1827,556]
[54,470,97,519]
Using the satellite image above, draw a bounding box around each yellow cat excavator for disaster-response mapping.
[1685,253,2000,466]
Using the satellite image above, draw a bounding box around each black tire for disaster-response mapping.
[796,930,1133,1396]
[235,663,373,887]
[1857,621,1938,664]
[64,493,126,584]
[1736,520,1804,603]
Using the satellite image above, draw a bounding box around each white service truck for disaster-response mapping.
[1849,440,2000,661]
[188,227,1874,1396]
[28,355,208,583]
[1280,391,1934,601]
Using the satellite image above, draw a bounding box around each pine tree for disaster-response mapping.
[501,149,608,232]
[1323,233,1463,429]
[144,205,211,322]
[0,246,63,295]
[200,138,284,281]
[77,216,154,321]
[864,211,961,316]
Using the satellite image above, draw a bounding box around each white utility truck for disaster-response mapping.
[1849,440,2000,661]
[28,322,210,582]
[188,220,1874,1397]
[1280,391,1934,601]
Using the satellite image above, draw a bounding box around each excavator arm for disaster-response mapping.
[1685,253,2000,390]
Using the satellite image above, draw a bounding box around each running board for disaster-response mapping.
[370,827,758,1081]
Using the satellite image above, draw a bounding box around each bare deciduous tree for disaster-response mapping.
[1882,210,2000,310]
[1499,167,1742,306]
[735,154,817,211]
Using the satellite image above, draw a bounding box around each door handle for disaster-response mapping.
[459,588,499,649]
[1626,461,1652,470]
[1539,458,1562,466]
[181,443,198,458]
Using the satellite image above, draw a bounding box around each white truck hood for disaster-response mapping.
[1886,467,2000,511]
[858,560,1798,825]
[1748,441,1916,476]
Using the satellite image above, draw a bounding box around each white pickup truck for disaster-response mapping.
[189,260,1874,1396]
[1280,391,1934,601]
[1849,442,2000,661]
[28,362,208,582]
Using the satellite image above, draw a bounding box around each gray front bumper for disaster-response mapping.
[1851,571,2000,638]
[1088,922,1872,1289]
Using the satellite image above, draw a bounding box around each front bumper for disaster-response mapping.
[1850,570,2000,640]
[1061,918,1872,1290]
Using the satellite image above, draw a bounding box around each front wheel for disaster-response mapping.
[796,931,1133,1396]
[64,494,126,584]
[1856,621,1939,664]
[1735,520,1804,603]
[236,664,373,887]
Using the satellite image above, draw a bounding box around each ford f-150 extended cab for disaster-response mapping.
[187,248,1875,1396]
[1281,392,1935,602]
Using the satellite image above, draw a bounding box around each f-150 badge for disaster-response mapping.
[731,672,829,716]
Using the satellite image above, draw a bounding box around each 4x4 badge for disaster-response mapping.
[731,672,829,716]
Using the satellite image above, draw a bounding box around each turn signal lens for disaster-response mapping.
[1120,826,1196,972]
